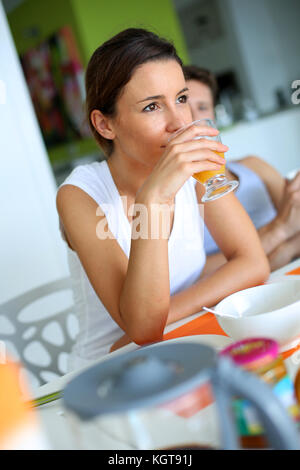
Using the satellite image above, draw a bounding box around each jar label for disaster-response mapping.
[233,399,263,436]
[273,376,300,421]
[234,375,300,436]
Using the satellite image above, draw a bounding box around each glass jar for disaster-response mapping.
[221,338,300,448]
[63,342,300,450]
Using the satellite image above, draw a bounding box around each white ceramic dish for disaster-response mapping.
[214,280,300,346]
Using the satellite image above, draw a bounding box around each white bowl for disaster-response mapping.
[215,280,300,346]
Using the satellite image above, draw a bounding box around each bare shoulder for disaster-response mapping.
[57,183,107,229]
[56,184,109,252]
[56,184,96,214]
[237,155,285,210]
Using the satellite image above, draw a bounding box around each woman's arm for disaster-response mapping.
[110,189,270,351]
[111,189,271,349]
[118,195,171,344]
[167,188,270,324]
[57,185,172,346]
[199,252,227,280]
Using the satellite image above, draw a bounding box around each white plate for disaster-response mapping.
[266,275,300,284]
[215,280,300,346]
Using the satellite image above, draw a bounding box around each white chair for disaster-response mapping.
[0,278,78,388]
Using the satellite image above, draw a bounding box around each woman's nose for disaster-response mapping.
[165,112,187,134]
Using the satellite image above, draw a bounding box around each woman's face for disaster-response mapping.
[109,59,192,168]
[186,79,215,121]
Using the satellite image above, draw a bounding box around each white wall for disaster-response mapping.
[224,0,288,114]
[177,0,300,113]
[216,0,254,101]
[268,0,300,86]
[223,108,300,177]
[0,1,69,303]
[189,37,233,76]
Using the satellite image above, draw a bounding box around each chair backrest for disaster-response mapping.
[0,278,78,389]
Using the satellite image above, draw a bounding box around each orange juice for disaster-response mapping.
[193,152,225,184]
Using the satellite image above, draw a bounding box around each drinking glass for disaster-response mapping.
[175,119,239,202]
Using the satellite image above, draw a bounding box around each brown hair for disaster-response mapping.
[183,65,219,106]
[85,28,183,157]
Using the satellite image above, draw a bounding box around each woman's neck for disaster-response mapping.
[107,152,153,198]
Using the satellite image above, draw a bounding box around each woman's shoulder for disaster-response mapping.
[56,160,117,250]
[57,159,116,207]
[60,160,108,186]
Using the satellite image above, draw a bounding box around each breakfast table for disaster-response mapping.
[31,258,300,450]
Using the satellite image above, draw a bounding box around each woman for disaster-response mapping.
[56,29,269,369]
[183,65,300,274]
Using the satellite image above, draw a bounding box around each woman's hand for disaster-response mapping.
[136,123,228,205]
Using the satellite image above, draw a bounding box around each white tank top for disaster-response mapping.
[59,160,206,371]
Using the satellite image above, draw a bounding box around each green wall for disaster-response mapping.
[8,0,189,67]
[7,0,84,59]
[71,0,189,66]
[7,0,189,165]
[7,0,95,165]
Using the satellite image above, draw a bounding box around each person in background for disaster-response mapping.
[56,29,269,366]
[183,65,300,274]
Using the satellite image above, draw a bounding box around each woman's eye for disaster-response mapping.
[143,102,158,112]
[177,94,188,104]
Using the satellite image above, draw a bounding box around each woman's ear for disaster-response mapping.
[90,110,115,140]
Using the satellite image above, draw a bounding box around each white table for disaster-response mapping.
[33,259,300,450]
